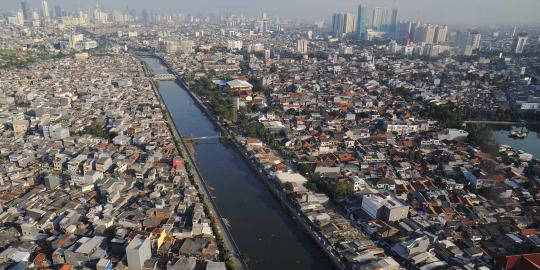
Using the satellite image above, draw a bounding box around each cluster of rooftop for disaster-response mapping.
[0,53,226,270]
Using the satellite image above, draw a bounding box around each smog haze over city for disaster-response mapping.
[1,0,540,270]
[1,0,540,25]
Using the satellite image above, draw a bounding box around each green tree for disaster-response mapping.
[297,163,311,176]
[84,121,110,139]
[333,182,354,197]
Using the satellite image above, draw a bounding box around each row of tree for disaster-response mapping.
[189,77,235,121]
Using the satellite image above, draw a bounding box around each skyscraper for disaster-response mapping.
[470,32,481,50]
[42,1,49,18]
[513,33,528,54]
[21,0,32,21]
[332,13,344,36]
[371,7,397,33]
[297,39,308,54]
[54,5,62,18]
[388,9,398,32]
[413,24,436,44]
[410,21,421,41]
[456,31,471,49]
[456,30,480,54]
[433,25,448,44]
[142,9,149,24]
[343,13,357,34]
[332,13,356,37]
[371,7,385,30]
[396,21,412,44]
[356,5,367,40]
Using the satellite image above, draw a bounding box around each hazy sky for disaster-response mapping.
[1,0,540,26]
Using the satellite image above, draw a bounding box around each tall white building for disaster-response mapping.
[332,12,357,37]
[470,32,481,49]
[297,39,308,54]
[433,25,448,44]
[371,7,386,30]
[343,13,357,34]
[42,0,50,18]
[513,33,528,54]
[371,7,397,32]
[126,235,151,270]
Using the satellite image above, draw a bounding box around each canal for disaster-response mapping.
[142,57,334,270]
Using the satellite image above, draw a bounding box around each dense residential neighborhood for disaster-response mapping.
[1,1,540,270]
[0,52,229,269]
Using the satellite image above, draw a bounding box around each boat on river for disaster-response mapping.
[509,130,528,139]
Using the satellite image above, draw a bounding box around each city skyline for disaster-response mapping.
[1,0,540,26]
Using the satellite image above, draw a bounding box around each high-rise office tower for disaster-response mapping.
[297,39,308,54]
[415,25,427,44]
[396,21,412,44]
[456,30,480,54]
[513,33,528,54]
[410,21,421,40]
[142,9,149,23]
[42,1,49,18]
[433,25,448,44]
[332,13,344,36]
[21,0,32,21]
[388,9,398,32]
[54,5,62,18]
[356,5,367,40]
[456,31,471,49]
